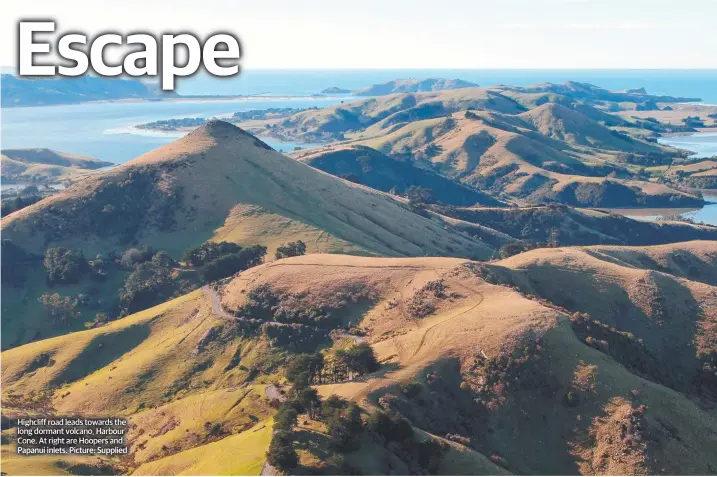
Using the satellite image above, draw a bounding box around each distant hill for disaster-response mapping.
[1,149,113,182]
[1,74,176,107]
[250,87,525,143]
[320,86,351,94]
[518,103,657,152]
[352,78,478,96]
[296,144,506,207]
[662,159,717,189]
[251,85,703,208]
[352,109,701,208]
[496,81,700,104]
[434,204,717,248]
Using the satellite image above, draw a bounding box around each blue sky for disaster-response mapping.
[2,0,716,69]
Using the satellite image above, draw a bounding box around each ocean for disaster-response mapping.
[0,96,345,163]
[659,132,717,158]
[176,69,717,104]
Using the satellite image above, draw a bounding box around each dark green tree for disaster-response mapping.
[292,385,321,419]
[275,240,307,260]
[367,411,413,443]
[202,245,267,282]
[182,241,242,266]
[266,430,298,472]
[336,342,379,377]
[286,353,324,386]
[118,253,174,315]
[274,403,298,431]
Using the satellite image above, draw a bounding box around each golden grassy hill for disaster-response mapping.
[2,121,489,260]
[1,149,113,183]
[351,78,478,96]
[1,121,494,350]
[244,88,525,144]
[432,204,717,248]
[1,289,277,475]
[5,247,717,474]
[518,103,657,152]
[483,242,717,394]
[294,144,506,207]
[244,84,703,209]
[346,110,703,208]
[659,159,717,189]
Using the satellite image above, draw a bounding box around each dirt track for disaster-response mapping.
[202,285,236,319]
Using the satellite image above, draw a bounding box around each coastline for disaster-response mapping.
[657,130,717,159]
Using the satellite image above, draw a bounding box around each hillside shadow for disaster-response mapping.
[50,323,151,385]
[525,267,702,396]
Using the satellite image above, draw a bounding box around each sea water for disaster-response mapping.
[658,132,717,159]
[0,95,347,163]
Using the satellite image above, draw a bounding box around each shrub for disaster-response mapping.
[120,245,153,269]
[43,247,89,285]
[275,240,307,260]
[417,439,445,472]
[335,342,379,376]
[324,400,363,451]
[291,385,321,419]
[1,195,43,216]
[400,381,423,398]
[562,391,580,407]
[88,257,109,283]
[321,394,348,418]
[406,186,434,206]
[499,242,527,258]
[490,455,509,469]
[39,293,80,326]
[327,415,354,451]
[465,110,480,120]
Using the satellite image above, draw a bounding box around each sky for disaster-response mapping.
[1,0,716,70]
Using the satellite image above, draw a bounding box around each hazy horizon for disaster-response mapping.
[2,0,715,70]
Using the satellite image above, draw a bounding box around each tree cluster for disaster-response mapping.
[1,194,43,216]
[285,343,379,386]
[43,247,89,285]
[182,241,242,267]
[39,293,80,326]
[275,240,307,260]
[201,245,267,282]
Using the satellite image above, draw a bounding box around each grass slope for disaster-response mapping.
[1,149,113,183]
[4,248,717,474]
[2,121,490,259]
[1,120,493,349]
[296,144,506,206]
